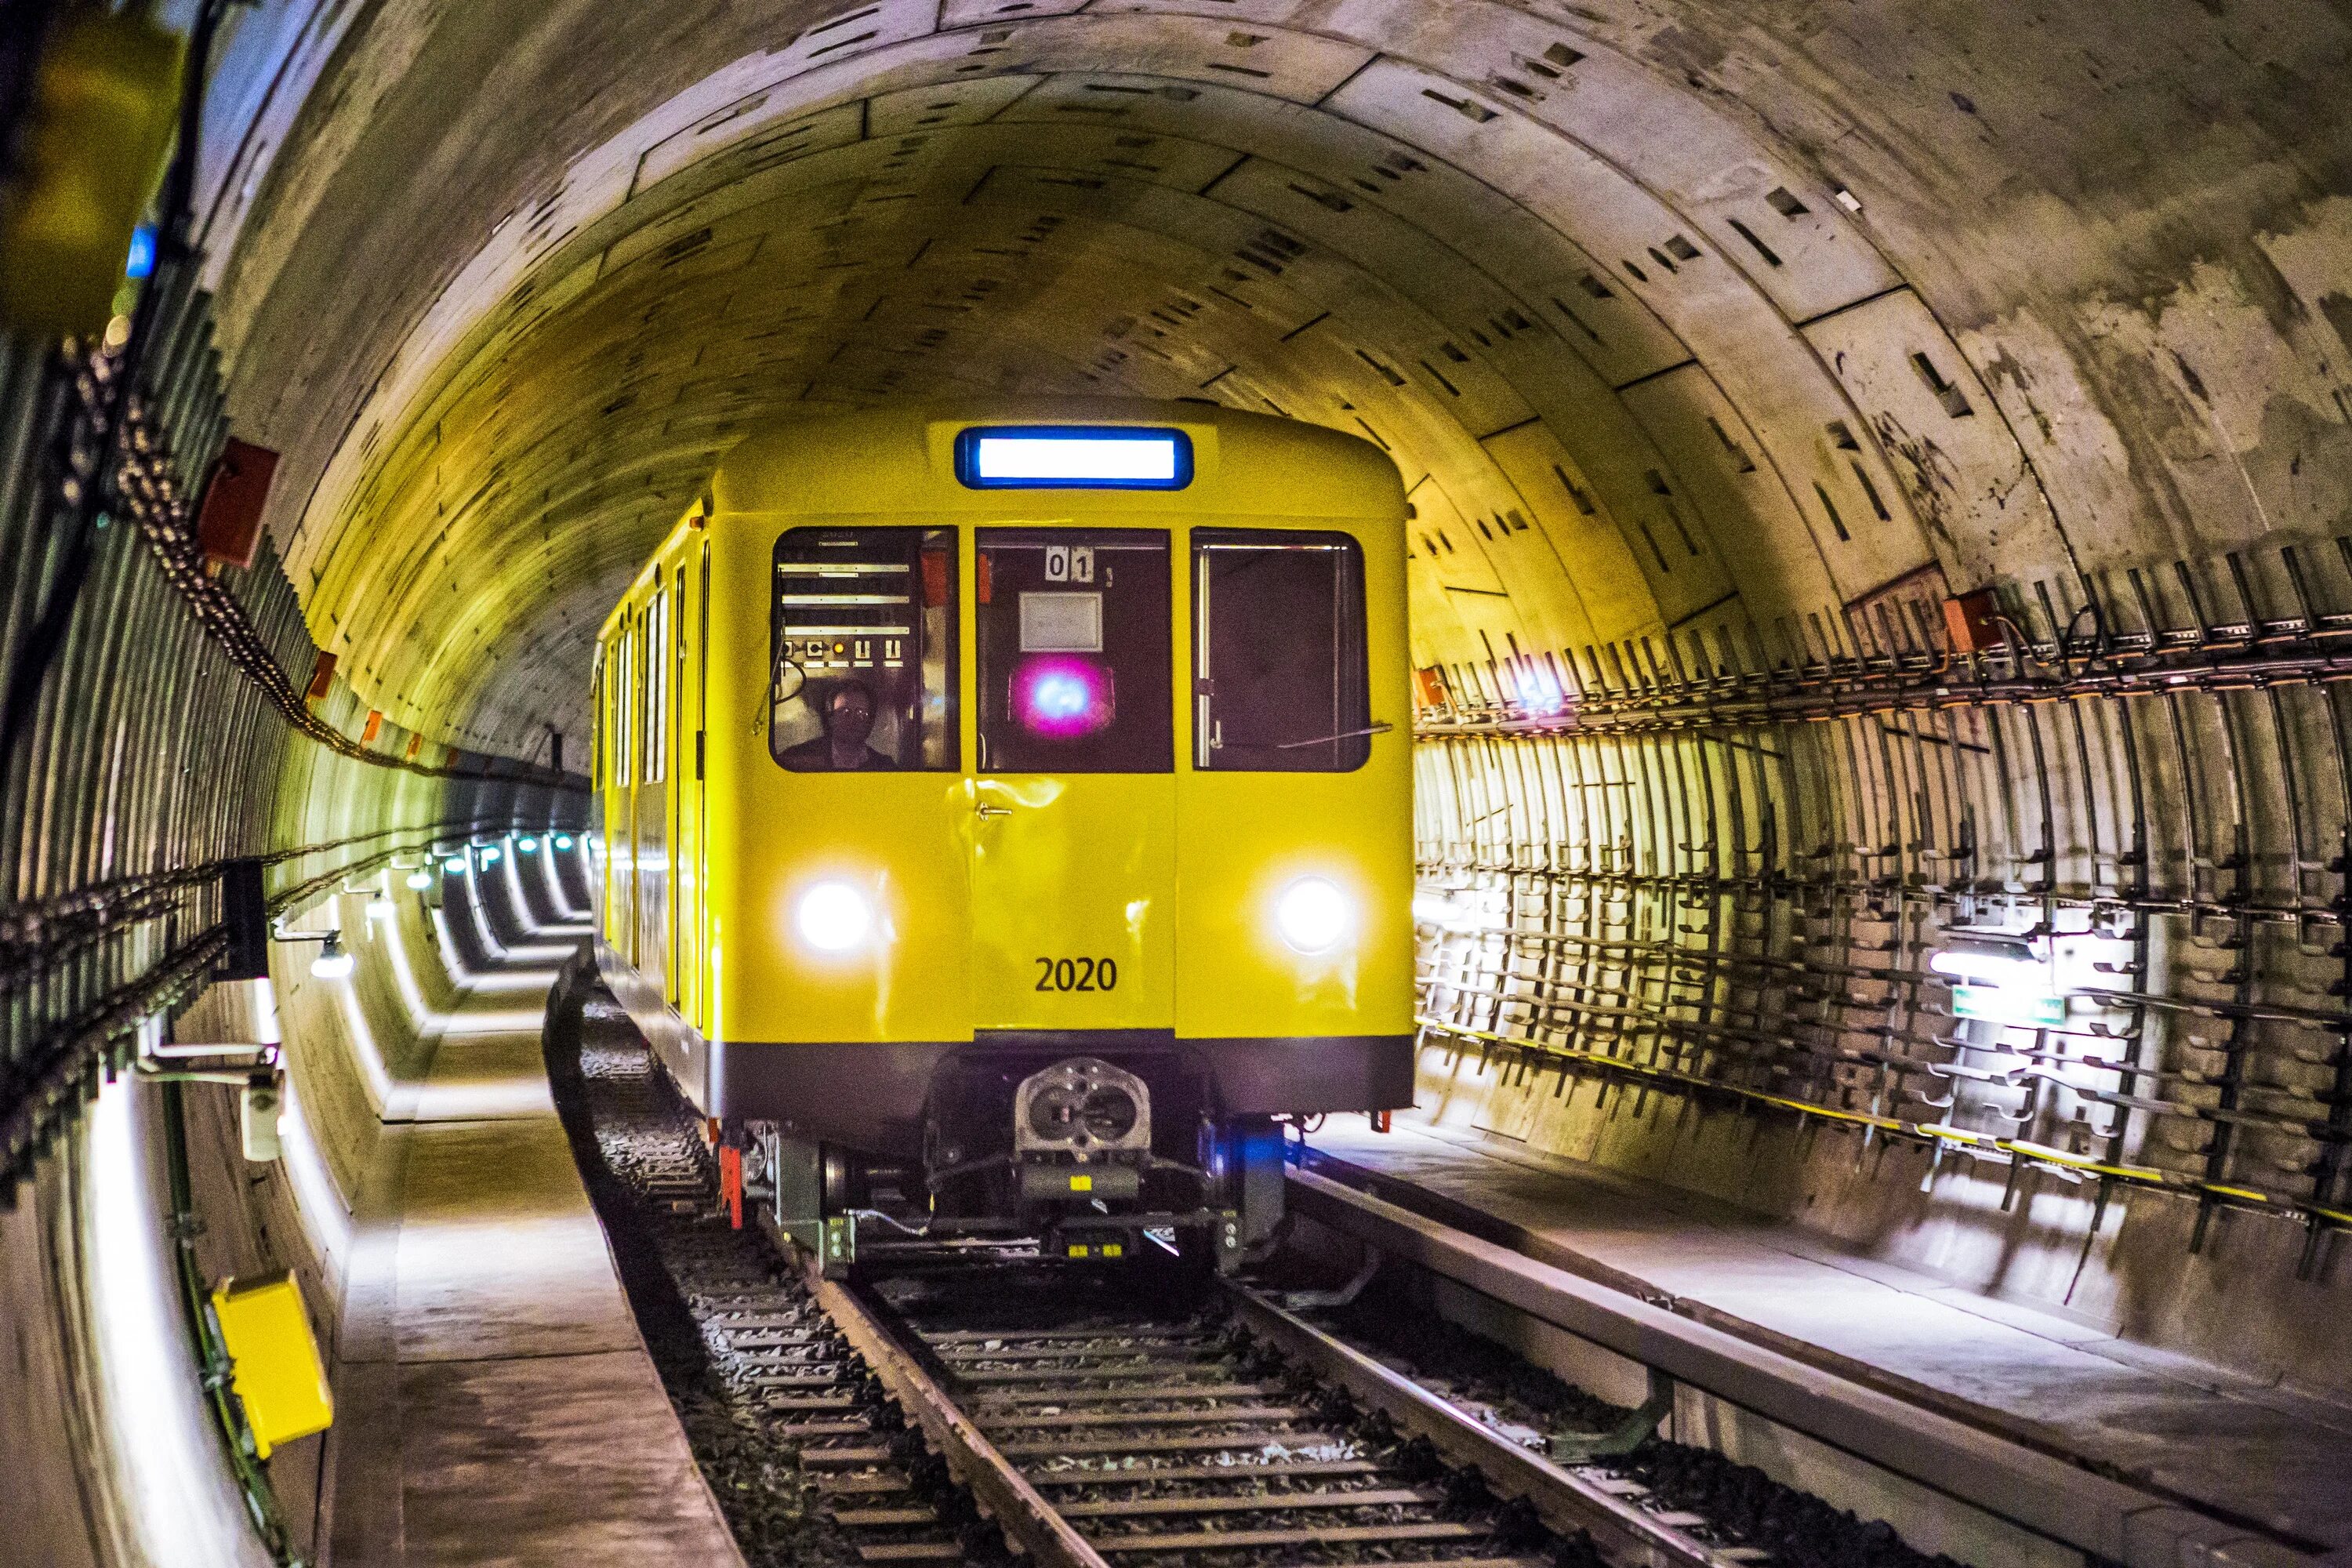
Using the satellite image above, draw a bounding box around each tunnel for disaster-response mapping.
[5,1,2352,1564]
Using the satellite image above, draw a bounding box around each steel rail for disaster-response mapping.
[797,1250,1113,1568]
[1221,1281,1738,1568]
[1285,1166,2327,1568]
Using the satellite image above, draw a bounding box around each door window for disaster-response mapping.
[771,527,959,771]
[976,529,1171,773]
[1192,528,1370,771]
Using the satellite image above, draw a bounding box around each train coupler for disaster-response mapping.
[1016,1161,1143,1203]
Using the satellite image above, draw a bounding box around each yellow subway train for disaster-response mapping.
[590,401,1412,1270]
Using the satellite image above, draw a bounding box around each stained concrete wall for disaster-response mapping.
[0,867,495,1568]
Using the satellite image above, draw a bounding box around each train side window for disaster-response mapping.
[590,653,604,790]
[1192,529,1370,771]
[634,613,650,784]
[648,589,667,784]
[658,589,672,783]
[772,527,959,771]
[619,621,636,785]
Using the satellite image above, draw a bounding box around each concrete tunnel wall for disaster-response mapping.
[189,0,2352,757]
[0,837,586,1568]
[3,13,2332,1543]
[158,0,2352,1400]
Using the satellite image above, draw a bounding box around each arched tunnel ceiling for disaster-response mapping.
[201,0,2352,757]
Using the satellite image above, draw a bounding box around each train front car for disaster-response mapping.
[593,401,1414,1272]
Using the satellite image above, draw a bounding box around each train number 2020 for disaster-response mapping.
[1036,956,1118,993]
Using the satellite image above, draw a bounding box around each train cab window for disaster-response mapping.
[1192,529,1371,771]
[976,528,1171,773]
[771,528,958,771]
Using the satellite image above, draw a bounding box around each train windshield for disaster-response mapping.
[771,528,958,771]
[975,528,1171,773]
[1192,529,1370,771]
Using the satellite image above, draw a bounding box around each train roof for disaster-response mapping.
[708,399,1406,521]
[595,400,1407,643]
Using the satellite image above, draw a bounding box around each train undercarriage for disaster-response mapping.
[735,1051,1290,1276]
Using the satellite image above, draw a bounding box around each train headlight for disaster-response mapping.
[1274,877,1351,954]
[797,881,872,953]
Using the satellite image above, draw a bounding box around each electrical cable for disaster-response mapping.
[0,0,230,785]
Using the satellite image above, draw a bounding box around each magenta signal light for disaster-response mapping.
[1013,657,1114,738]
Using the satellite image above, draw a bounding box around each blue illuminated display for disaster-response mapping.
[125,225,156,281]
[955,426,1192,490]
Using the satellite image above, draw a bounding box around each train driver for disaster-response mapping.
[781,681,898,771]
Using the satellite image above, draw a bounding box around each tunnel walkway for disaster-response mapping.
[1303,1109,2352,1552]
[315,888,739,1566]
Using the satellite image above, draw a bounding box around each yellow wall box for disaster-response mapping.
[209,1272,334,1457]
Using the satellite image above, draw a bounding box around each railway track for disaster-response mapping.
[554,994,1906,1568]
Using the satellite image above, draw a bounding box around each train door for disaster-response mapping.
[688,543,710,1030]
[590,649,607,938]
[673,564,687,1006]
[619,614,640,966]
[967,528,1176,1030]
[643,584,670,996]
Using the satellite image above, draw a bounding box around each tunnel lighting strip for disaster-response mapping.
[1409,956,2126,1138]
[1413,1015,2352,1231]
[0,818,515,989]
[0,817,565,1189]
[1415,910,2348,1171]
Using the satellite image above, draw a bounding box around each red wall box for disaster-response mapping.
[195,438,280,570]
[1942,589,2005,655]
